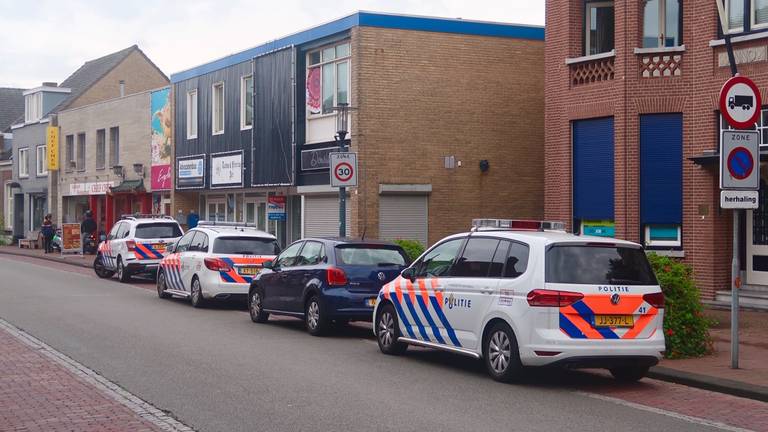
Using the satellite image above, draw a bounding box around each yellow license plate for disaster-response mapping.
[594,315,634,328]
[153,244,166,251]
[366,298,377,307]
[239,266,261,276]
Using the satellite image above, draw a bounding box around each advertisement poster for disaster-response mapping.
[151,87,172,190]
[61,223,81,253]
[267,195,286,221]
[177,156,205,189]
[306,67,321,115]
[210,152,243,188]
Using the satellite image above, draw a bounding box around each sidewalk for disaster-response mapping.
[0,245,93,268]
[650,308,768,402]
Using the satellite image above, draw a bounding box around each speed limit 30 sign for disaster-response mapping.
[330,152,358,187]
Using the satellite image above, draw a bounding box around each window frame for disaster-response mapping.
[18,147,29,178]
[752,0,768,30]
[5,182,15,230]
[726,0,746,34]
[65,135,74,172]
[240,75,253,130]
[76,132,86,172]
[306,41,352,118]
[584,1,615,56]
[96,129,106,170]
[642,0,683,48]
[187,89,198,139]
[24,93,42,123]
[36,145,47,176]
[212,82,225,136]
[644,224,682,248]
[109,127,120,167]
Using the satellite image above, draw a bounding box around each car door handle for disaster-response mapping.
[481,289,494,295]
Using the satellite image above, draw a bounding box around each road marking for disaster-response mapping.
[576,391,755,432]
[0,317,195,432]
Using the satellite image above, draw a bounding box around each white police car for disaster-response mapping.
[94,215,183,283]
[373,219,665,383]
[156,222,280,308]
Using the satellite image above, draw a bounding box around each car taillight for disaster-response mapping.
[126,240,136,251]
[527,289,584,307]
[643,292,665,309]
[205,258,232,272]
[327,267,347,286]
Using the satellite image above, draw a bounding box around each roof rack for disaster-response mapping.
[197,221,264,230]
[120,214,175,220]
[471,218,566,232]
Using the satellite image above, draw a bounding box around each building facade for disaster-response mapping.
[0,87,25,236]
[172,12,545,247]
[545,1,768,306]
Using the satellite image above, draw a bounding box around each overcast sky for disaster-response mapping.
[0,0,544,89]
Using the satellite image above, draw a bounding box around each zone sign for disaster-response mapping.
[330,152,358,188]
[720,75,762,129]
[721,130,760,191]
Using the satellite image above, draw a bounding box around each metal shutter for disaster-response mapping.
[303,196,349,237]
[640,114,682,224]
[573,117,615,220]
[379,195,428,245]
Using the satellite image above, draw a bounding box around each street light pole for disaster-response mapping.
[334,103,350,237]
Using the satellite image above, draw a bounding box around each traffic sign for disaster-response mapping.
[721,190,759,209]
[721,130,760,191]
[720,75,762,129]
[330,152,358,188]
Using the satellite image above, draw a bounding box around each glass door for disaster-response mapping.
[244,198,267,231]
[207,200,226,222]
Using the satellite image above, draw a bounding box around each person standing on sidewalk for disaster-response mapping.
[80,210,96,255]
[41,214,54,254]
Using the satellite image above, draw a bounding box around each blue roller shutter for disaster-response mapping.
[640,114,682,224]
[573,118,615,221]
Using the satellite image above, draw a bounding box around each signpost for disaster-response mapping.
[330,151,357,237]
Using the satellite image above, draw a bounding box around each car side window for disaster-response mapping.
[451,237,500,278]
[121,224,132,238]
[414,238,464,278]
[116,223,128,239]
[189,232,207,252]
[504,242,530,278]
[176,231,196,253]
[107,223,121,240]
[275,241,304,268]
[296,241,324,266]
[488,240,511,278]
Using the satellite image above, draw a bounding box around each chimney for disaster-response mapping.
[42,82,58,87]
[119,80,125,97]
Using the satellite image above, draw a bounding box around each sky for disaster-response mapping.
[0,0,544,89]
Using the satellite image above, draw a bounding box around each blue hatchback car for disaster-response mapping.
[247,238,410,335]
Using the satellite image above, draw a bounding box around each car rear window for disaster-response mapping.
[336,245,408,266]
[213,237,280,255]
[546,244,657,285]
[134,223,182,239]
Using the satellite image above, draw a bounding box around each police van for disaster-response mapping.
[156,222,280,308]
[94,215,183,282]
[372,219,665,383]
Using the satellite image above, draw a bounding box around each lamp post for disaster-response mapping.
[334,103,350,237]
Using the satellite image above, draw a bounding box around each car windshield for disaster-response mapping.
[546,244,657,285]
[335,245,407,266]
[213,237,280,255]
[134,223,182,239]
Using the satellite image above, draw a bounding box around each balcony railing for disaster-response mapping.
[635,46,685,78]
[566,51,615,87]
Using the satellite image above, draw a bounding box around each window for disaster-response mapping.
[452,238,500,277]
[134,223,182,239]
[76,133,85,171]
[18,148,29,177]
[642,0,681,48]
[96,129,106,170]
[306,42,351,115]
[5,183,15,230]
[109,127,119,167]
[504,242,530,278]
[727,0,745,33]
[241,76,253,130]
[546,244,657,285]
[275,241,304,268]
[65,135,74,172]
[414,238,463,278]
[335,245,407,266]
[36,145,47,176]
[187,89,198,139]
[720,110,768,145]
[213,237,281,255]
[107,223,122,240]
[585,2,615,55]
[755,0,768,29]
[189,232,208,252]
[175,231,196,253]
[724,0,768,33]
[212,82,224,135]
[24,93,42,123]
[296,241,324,266]
[645,225,682,247]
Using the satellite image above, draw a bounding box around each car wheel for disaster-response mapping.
[376,303,408,355]
[93,254,115,279]
[248,288,269,323]
[116,257,131,283]
[609,366,650,382]
[305,295,329,336]
[483,321,523,383]
[190,277,206,308]
[156,270,171,299]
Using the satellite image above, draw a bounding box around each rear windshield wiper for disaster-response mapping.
[608,278,644,285]
[377,262,399,266]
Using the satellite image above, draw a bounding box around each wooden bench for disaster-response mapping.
[18,230,41,249]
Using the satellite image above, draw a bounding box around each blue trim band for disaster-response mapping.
[416,296,446,344]
[559,313,586,339]
[390,295,416,339]
[402,293,430,342]
[429,297,461,347]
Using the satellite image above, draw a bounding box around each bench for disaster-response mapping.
[18,230,41,249]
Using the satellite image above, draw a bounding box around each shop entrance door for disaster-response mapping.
[207,200,226,222]
[747,177,768,285]
[244,198,267,231]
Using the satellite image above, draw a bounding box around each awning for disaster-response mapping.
[690,149,768,166]
[109,179,145,194]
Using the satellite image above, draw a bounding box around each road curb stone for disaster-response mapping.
[649,366,768,403]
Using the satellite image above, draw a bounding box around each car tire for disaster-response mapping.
[609,366,649,382]
[190,277,206,308]
[156,270,171,299]
[93,254,115,279]
[305,295,329,336]
[375,303,408,355]
[116,257,131,283]
[248,288,269,323]
[483,321,523,383]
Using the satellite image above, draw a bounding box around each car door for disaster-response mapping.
[100,223,122,270]
[185,232,209,286]
[113,222,130,264]
[287,241,325,312]
[261,241,304,311]
[168,231,195,292]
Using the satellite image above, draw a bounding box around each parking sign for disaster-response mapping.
[721,130,760,191]
[330,152,358,188]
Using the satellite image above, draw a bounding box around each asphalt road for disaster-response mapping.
[0,256,733,431]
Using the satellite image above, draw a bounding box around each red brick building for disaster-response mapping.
[545,1,768,307]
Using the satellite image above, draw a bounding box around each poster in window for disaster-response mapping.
[151,88,172,190]
[307,67,321,115]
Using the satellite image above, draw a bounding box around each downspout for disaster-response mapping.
[624,0,629,239]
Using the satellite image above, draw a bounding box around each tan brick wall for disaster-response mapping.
[351,26,545,245]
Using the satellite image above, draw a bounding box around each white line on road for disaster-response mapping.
[576,391,755,432]
[0,317,195,432]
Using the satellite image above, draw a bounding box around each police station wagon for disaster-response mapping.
[373,219,665,383]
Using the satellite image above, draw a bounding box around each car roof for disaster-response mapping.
[193,226,276,239]
[442,230,641,248]
[301,237,401,246]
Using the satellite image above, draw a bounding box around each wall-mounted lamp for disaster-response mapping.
[479,159,490,173]
[112,165,124,178]
[133,163,144,178]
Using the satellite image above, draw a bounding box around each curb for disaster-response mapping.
[649,366,768,402]
[0,249,93,269]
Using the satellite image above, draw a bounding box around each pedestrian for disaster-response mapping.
[187,209,199,229]
[80,210,96,255]
[41,214,55,253]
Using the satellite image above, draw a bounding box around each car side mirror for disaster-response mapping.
[166,243,176,253]
[262,260,274,269]
[401,267,416,282]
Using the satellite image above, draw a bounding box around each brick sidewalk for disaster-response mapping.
[0,245,93,268]
[0,320,190,432]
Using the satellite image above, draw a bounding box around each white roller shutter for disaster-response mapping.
[303,196,349,237]
[379,195,428,245]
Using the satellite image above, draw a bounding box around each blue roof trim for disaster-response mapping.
[170,12,543,83]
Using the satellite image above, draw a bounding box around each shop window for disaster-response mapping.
[65,135,74,172]
[642,0,681,48]
[18,148,29,178]
[645,225,681,247]
[187,89,198,139]
[76,133,85,171]
[109,127,120,167]
[212,82,224,135]
[96,129,106,170]
[36,145,47,176]
[585,2,615,55]
[306,41,351,115]
[241,76,253,130]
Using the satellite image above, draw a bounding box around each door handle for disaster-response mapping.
[481,289,494,295]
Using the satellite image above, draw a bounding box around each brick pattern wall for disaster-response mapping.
[352,26,545,245]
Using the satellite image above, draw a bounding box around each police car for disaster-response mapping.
[373,219,665,383]
[156,222,280,308]
[94,215,183,283]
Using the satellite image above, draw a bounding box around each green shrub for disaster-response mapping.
[394,239,426,263]
[646,253,714,359]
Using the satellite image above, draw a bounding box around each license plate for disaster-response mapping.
[594,315,634,328]
[153,243,166,251]
[239,266,261,276]
[366,298,377,307]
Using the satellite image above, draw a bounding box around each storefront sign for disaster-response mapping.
[267,195,286,221]
[177,156,205,189]
[211,152,243,188]
[301,147,334,171]
[581,220,615,237]
[151,88,172,190]
[68,181,115,196]
[151,165,172,191]
[721,190,759,209]
[61,223,81,253]
[46,126,59,171]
